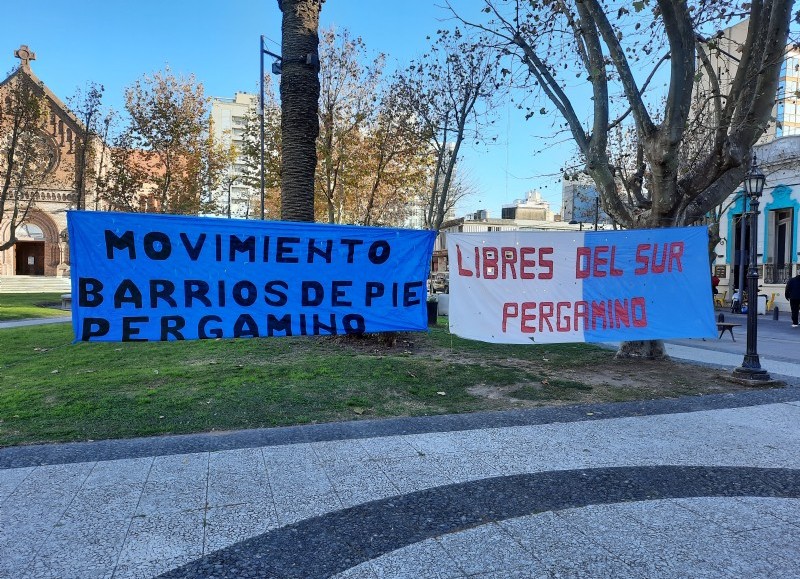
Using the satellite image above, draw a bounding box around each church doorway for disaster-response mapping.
[15,241,45,275]
[1,216,63,277]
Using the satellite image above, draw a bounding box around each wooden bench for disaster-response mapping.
[717,322,741,341]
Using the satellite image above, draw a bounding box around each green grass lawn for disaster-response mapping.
[0,293,68,321]
[0,319,620,447]
[0,294,744,447]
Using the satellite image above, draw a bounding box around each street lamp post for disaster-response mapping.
[260,36,282,220]
[733,154,770,382]
[734,191,748,313]
[260,36,265,220]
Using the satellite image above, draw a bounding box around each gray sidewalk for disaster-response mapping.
[1,389,799,578]
[664,310,800,379]
[0,316,71,330]
[2,314,800,577]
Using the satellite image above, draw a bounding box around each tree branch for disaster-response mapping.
[608,52,671,131]
[581,0,655,137]
[658,0,696,146]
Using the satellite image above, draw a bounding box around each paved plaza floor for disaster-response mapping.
[1,387,799,578]
[2,312,800,577]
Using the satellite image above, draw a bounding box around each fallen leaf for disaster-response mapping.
[541,379,549,385]
[542,358,549,362]
[436,391,446,396]
[153,369,159,374]
[586,412,594,416]
[159,415,165,419]
[407,371,417,378]
[51,369,59,374]
[352,407,365,415]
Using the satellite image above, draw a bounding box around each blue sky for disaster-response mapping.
[2,0,579,217]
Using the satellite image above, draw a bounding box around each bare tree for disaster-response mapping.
[68,83,107,211]
[451,0,793,358]
[396,28,501,230]
[0,74,48,250]
[452,0,793,225]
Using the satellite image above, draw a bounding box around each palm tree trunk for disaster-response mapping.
[278,0,323,222]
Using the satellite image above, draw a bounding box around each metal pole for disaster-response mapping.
[260,35,266,220]
[594,197,599,231]
[733,195,769,381]
[735,193,747,312]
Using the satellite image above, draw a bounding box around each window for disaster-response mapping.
[766,208,794,283]
[17,223,45,240]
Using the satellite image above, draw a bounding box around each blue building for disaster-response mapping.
[714,136,800,310]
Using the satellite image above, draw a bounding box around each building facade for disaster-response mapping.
[706,20,800,310]
[501,190,555,221]
[208,93,258,219]
[560,178,610,227]
[713,136,800,311]
[0,45,90,277]
[775,50,800,138]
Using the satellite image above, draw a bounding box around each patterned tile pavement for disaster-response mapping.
[1,390,799,578]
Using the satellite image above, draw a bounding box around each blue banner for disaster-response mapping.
[68,212,436,342]
[448,227,716,343]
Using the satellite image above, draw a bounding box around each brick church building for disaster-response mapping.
[0,45,96,278]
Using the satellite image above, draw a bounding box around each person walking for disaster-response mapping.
[786,272,800,327]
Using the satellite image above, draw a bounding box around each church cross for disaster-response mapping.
[14,45,36,69]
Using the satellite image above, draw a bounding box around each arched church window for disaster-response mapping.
[17,223,45,240]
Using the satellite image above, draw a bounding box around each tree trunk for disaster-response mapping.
[279,0,322,222]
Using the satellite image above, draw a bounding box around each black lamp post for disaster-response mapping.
[733,154,770,382]
[734,191,748,313]
[260,36,282,220]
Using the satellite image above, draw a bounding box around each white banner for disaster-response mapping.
[447,228,716,344]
